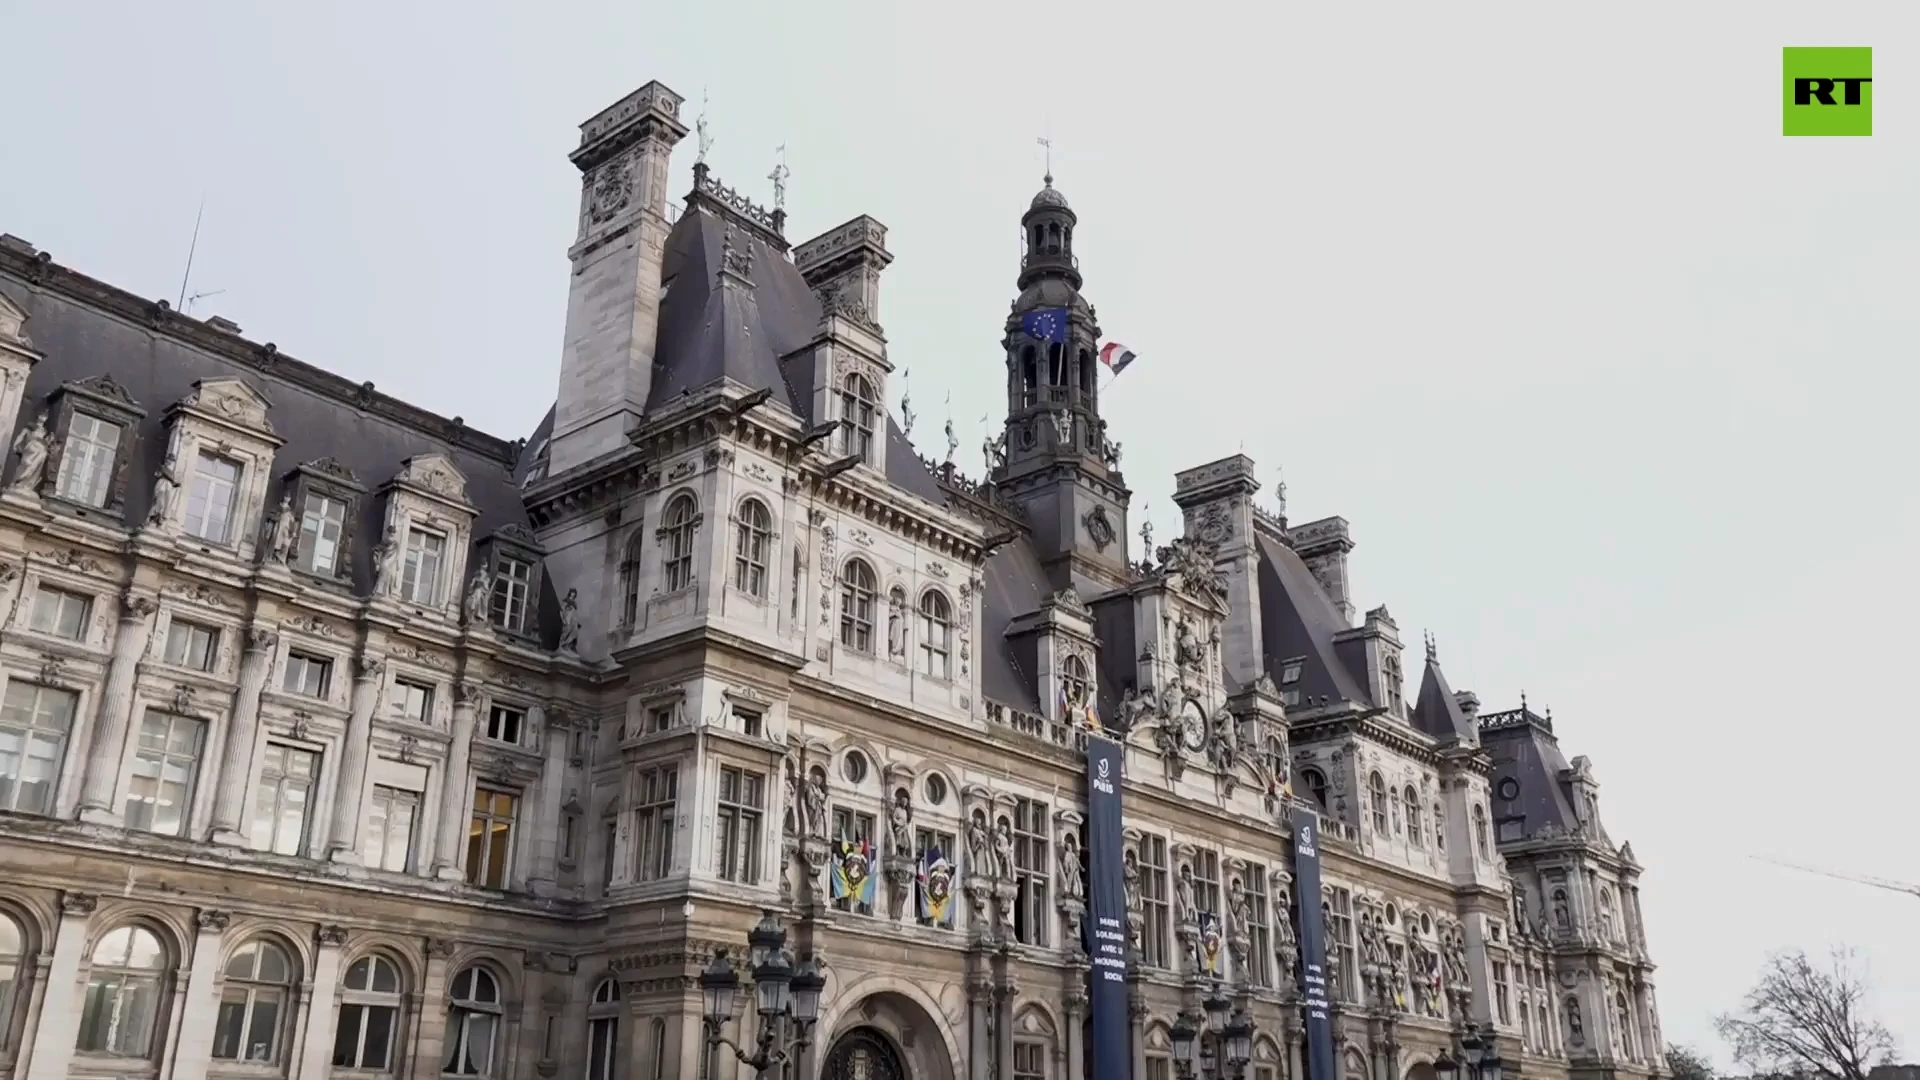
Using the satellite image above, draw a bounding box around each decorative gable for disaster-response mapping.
[36,374,149,518]
[179,376,277,439]
[373,453,479,617]
[152,377,285,556]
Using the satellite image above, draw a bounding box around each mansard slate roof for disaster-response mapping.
[1480,706,1584,839]
[1412,649,1475,742]
[0,249,532,601]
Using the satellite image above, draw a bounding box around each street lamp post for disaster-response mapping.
[699,911,827,1079]
[1434,1024,1505,1080]
[1170,983,1255,1080]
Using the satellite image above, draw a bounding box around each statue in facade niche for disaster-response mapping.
[1058,832,1084,899]
[804,772,829,839]
[1122,848,1142,913]
[886,590,906,659]
[7,414,51,494]
[1228,878,1253,935]
[463,569,492,625]
[266,494,297,564]
[1174,864,1197,926]
[1359,914,1388,968]
[888,794,912,855]
[992,820,1015,881]
[1443,929,1470,989]
[370,526,397,595]
[1175,617,1206,668]
[558,589,581,652]
[147,451,181,524]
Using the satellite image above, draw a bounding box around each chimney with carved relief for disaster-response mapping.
[1289,516,1355,626]
[793,216,895,477]
[547,81,687,476]
[1171,454,1263,688]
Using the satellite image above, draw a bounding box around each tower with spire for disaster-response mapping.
[993,173,1131,592]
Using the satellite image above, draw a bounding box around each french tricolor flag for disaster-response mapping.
[1098,341,1137,375]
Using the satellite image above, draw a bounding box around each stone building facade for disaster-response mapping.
[0,78,1665,1080]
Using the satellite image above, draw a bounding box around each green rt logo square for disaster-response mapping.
[1784,47,1872,136]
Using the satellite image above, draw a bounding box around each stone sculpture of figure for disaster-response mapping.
[1322,904,1341,999]
[1360,914,1389,968]
[1115,685,1156,737]
[7,415,51,494]
[992,820,1015,881]
[1059,832,1084,899]
[1122,848,1142,913]
[1228,878,1253,935]
[967,814,993,878]
[782,757,799,836]
[1049,409,1072,446]
[147,451,181,524]
[1552,890,1571,929]
[1565,997,1585,1043]
[463,568,492,625]
[266,493,298,564]
[982,430,1006,472]
[1174,864,1197,926]
[370,526,397,596]
[886,590,906,658]
[1443,929,1470,988]
[1176,618,1206,668]
[889,795,912,854]
[558,589,581,652]
[804,772,829,839]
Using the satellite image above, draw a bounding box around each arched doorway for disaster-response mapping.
[1407,1061,1442,1080]
[823,1026,909,1079]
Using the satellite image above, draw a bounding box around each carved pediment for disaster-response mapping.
[61,373,145,416]
[393,453,471,504]
[296,456,363,489]
[0,292,31,347]
[181,376,277,437]
[493,522,538,549]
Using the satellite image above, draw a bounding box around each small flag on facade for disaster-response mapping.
[831,838,877,904]
[919,848,955,926]
[1021,308,1069,344]
[1099,342,1137,374]
[1200,912,1224,973]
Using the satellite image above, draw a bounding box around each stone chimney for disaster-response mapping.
[1171,454,1263,687]
[1289,516,1355,626]
[794,216,893,327]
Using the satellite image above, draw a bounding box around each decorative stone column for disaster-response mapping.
[208,627,279,844]
[1128,979,1148,1080]
[1062,985,1087,1080]
[326,655,385,863]
[168,909,233,1080]
[75,595,159,823]
[432,683,480,880]
[528,707,567,897]
[293,925,348,1080]
[993,968,1017,1076]
[965,970,993,1080]
[409,938,455,1078]
[23,892,98,1080]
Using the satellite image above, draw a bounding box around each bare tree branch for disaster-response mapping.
[1713,947,1896,1080]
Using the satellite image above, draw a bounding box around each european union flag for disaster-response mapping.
[1020,308,1069,344]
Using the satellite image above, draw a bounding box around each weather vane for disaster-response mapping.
[1036,133,1054,183]
[768,144,791,211]
[696,88,714,165]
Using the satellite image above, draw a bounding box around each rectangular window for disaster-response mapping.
[1146,1059,1171,1080]
[832,809,876,915]
[1012,1043,1046,1080]
[732,705,762,739]
[1328,887,1357,1003]
[28,586,91,640]
[1279,660,1304,684]
[162,618,219,672]
[646,706,676,734]
[600,819,618,890]
[489,555,533,632]
[0,681,79,814]
[400,528,445,605]
[466,786,517,889]
[366,784,419,873]
[485,705,524,745]
[634,766,677,881]
[914,826,958,928]
[1246,868,1273,988]
[1013,798,1050,946]
[53,413,121,507]
[1141,835,1170,969]
[249,743,318,856]
[714,765,764,883]
[298,493,347,576]
[283,653,332,698]
[388,680,433,724]
[1193,848,1221,924]
[1494,961,1512,1025]
[184,451,243,543]
[125,712,205,836]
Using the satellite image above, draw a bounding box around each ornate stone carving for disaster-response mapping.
[1156,536,1226,607]
[197,909,232,932]
[60,891,99,915]
[588,157,632,224]
[122,594,159,619]
[1083,505,1116,551]
[7,414,51,494]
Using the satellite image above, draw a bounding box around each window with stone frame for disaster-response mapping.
[1245,870,1273,988]
[914,825,957,928]
[484,704,526,746]
[479,525,543,636]
[1383,652,1404,714]
[0,911,24,1055]
[1141,834,1171,969]
[633,765,677,881]
[466,786,518,889]
[41,374,145,516]
[387,679,432,725]
[831,808,876,915]
[1473,803,1491,860]
[443,967,503,1076]
[918,589,953,679]
[1326,887,1358,1003]
[838,372,878,462]
[1404,786,1423,847]
[332,953,404,1070]
[839,558,877,653]
[1012,1042,1047,1080]
[162,618,219,673]
[1061,653,1091,711]
[1493,960,1513,1025]
[0,680,78,815]
[212,937,296,1064]
[618,527,646,628]
[586,979,621,1080]
[1192,849,1221,924]
[399,525,447,605]
[365,784,419,874]
[28,584,90,641]
[1367,772,1389,834]
[282,458,366,581]
[733,497,773,598]
[183,449,245,544]
[125,712,205,836]
[283,653,333,698]
[76,924,168,1057]
[249,743,318,856]
[713,765,764,884]
[1012,800,1050,946]
[660,493,700,593]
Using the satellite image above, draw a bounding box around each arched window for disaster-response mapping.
[1404,787,1423,847]
[1368,773,1389,834]
[1598,890,1617,942]
[661,494,698,593]
[1538,1002,1552,1050]
[1433,804,1446,851]
[648,1017,668,1080]
[333,953,403,1072]
[1615,993,1635,1057]
[76,924,167,1056]
[443,967,502,1076]
[0,913,23,1052]
[1061,654,1091,714]
[839,560,876,653]
[1300,767,1329,810]
[619,528,646,627]
[1048,343,1066,386]
[838,374,877,462]
[1020,347,1038,405]
[587,978,621,1080]
[733,499,772,598]
[1078,348,1095,395]
[1473,804,1490,860]
[918,590,952,679]
[213,937,294,1063]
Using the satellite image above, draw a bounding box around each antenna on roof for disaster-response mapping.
[176,197,207,311]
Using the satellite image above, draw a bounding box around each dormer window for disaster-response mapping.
[53,413,121,507]
[299,493,348,577]
[184,451,243,543]
[400,527,445,605]
[490,554,534,633]
[837,374,876,462]
[1061,654,1091,709]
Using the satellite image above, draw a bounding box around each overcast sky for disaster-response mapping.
[5,0,1917,1062]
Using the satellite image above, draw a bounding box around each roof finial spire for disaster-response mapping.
[1036,132,1054,186]
[1520,689,1529,712]
[696,88,714,165]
